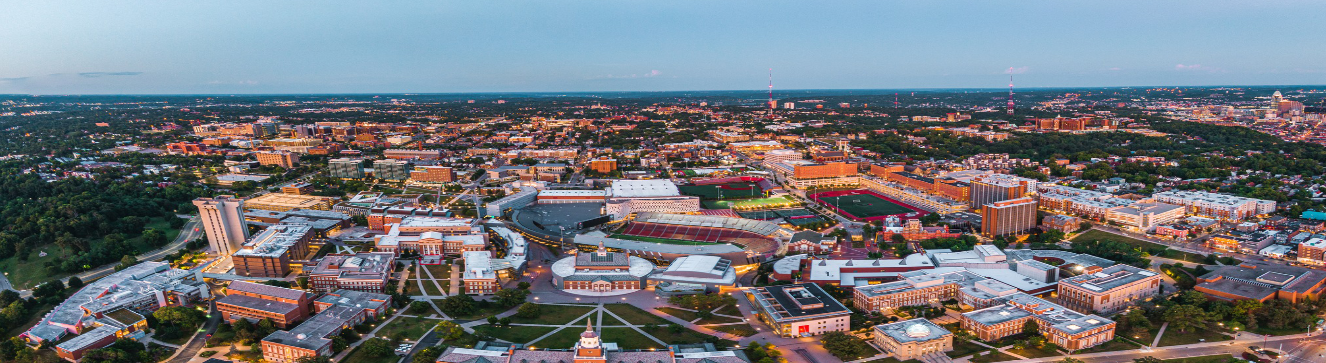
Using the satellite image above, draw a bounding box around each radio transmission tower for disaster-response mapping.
[1006,75,1015,116]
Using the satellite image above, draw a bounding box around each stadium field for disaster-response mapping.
[812,190,925,221]
[702,196,797,210]
[678,182,763,199]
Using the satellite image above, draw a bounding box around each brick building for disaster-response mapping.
[1056,264,1160,314]
[232,223,314,278]
[217,281,312,328]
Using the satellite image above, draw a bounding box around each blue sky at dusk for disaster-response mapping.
[2,0,1323,94]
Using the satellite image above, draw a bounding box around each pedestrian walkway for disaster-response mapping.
[1152,322,1168,347]
[448,261,461,295]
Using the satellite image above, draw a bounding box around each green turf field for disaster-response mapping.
[818,193,914,218]
[678,182,763,199]
[702,196,797,210]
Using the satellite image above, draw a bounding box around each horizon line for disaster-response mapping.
[0,84,1319,98]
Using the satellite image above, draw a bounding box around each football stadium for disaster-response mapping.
[811,189,926,221]
[617,212,791,254]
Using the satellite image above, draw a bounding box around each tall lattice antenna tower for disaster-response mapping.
[1006,75,1015,115]
[767,68,774,110]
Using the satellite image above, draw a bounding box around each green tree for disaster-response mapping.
[408,301,431,315]
[1022,318,1039,336]
[296,356,333,363]
[435,321,465,341]
[494,288,530,307]
[1163,305,1208,333]
[116,255,137,271]
[516,302,541,319]
[820,331,873,360]
[142,228,167,248]
[361,338,393,357]
[67,276,84,290]
[413,346,447,363]
[439,293,475,316]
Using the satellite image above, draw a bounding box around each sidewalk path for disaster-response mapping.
[1152,322,1168,347]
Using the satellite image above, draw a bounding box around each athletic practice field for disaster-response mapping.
[811,190,925,221]
[678,182,763,199]
[702,196,797,210]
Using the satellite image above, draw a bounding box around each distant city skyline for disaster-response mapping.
[3,0,1325,94]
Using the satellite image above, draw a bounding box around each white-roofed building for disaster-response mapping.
[604,179,700,219]
[648,255,737,293]
[774,254,936,286]
[462,251,498,295]
[373,216,487,256]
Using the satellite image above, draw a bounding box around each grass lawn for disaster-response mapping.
[530,327,583,349]
[656,307,700,322]
[946,339,989,359]
[640,326,735,347]
[1071,230,1206,263]
[1250,325,1313,336]
[610,234,719,246]
[472,325,557,344]
[968,351,1019,363]
[506,304,596,325]
[1157,326,1233,346]
[0,217,183,289]
[605,303,671,325]
[443,301,518,321]
[601,328,663,350]
[1159,354,1241,363]
[376,315,436,341]
[440,280,450,293]
[425,264,452,279]
[708,324,758,337]
[341,341,400,363]
[600,312,625,326]
[715,304,742,317]
[421,280,443,296]
[1006,345,1062,359]
[1077,338,1143,353]
[696,314,742,325]
[863,359,921,363]
[158,331,196,346]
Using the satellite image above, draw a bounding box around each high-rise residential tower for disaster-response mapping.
[981,197,1037,237]
[194,195,251,256]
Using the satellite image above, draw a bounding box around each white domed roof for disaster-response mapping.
[905,323,931,338]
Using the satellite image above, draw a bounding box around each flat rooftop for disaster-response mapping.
[1061,264,1158,293]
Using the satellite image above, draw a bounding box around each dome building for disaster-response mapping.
[872,318,953,361]
[551,242,655,295]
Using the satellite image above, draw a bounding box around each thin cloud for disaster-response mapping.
[206,80,259,85]
[1107,67,1122,71]
[1004,66,1028,75]
[0,77,31,82]
[78,72,142,78]
[1175,64,1223,73]
[596,70,662,79]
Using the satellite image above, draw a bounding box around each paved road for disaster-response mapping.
[1017,332,1324,363]
[18,216,203,296]
[166,301,221,363]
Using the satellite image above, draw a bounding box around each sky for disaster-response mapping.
[2,0,1324,94]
